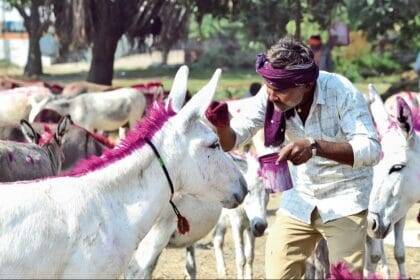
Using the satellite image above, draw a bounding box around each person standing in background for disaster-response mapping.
[308,35,334,72]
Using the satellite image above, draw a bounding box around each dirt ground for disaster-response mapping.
[151,194,420,279]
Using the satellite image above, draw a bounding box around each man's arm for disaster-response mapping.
[337,78,381,168]
[278,77,381,167]
[277,139,354,166]
[206,86,267,152]
[315,140,353,165]
[215,126,237,152]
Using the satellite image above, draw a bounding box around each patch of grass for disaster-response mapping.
[0,59,22,76]
[8,62,400,98]
[113,66,262,100]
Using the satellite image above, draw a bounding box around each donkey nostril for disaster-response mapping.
[252,222,267,237]
[371,219,378,231]
[256,222,267,232]
[233,193,241,204]
[367,216,378,232]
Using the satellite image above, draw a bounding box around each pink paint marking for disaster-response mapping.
[329,262,384,280]
[71,124,115,149]
[25,156,34,164]
[412,106,420,132]
[65,101,175,177]
[39,125,55,147]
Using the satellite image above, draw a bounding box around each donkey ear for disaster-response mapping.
[29,96,50,122]
[177,68,222,125]
[56,114,72,141]
[396,96,414,139]
[367,83,393,137]
[20,119,40,144]
[166,65,189,112]
[367,84,379,105]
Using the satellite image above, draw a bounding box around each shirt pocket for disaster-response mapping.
[318,106,339,140]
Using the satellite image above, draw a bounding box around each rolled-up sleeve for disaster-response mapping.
[337,80,381,168]
[228,86,267,148]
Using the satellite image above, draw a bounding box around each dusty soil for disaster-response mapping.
[151,194,420,279]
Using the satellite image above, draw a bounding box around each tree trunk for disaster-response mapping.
[87,34,120,85]
[162,47,170,65]
[24,34,43,77]
[21,2,44,77]
[294,0,302,40]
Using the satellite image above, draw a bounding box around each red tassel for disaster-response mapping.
[176,214,190,235]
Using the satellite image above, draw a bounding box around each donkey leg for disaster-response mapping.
[304,255,316,280]
[314,238,329,279]
[124,221,176,279]
[243,228,255,279]
[213,222,228,278]
[118,122,129,139]
[364,235,376,277]
[394,217,407,279]
[378,239,391,279]
[365,236,389,279]
[185,245,197,280]
[230,219,245,279]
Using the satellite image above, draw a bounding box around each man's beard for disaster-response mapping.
[273,102,294,112]
[273,97,303,112]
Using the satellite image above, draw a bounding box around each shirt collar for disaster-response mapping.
[314,72,326,105]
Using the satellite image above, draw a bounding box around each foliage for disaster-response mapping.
[346,0,420,50]
[333,34,402,82]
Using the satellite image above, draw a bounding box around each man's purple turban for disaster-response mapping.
[255,53,319,91]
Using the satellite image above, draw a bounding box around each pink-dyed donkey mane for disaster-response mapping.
[65,102,176,177]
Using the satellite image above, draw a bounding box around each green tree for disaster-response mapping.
[234,0,291,48]
[346,0,420,50]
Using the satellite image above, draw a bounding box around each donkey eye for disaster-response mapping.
[389,164,405,174]
[209,140,220,149]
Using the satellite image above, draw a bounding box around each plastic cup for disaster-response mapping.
[258,152,293,193]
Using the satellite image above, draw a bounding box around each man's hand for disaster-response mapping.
[277,139,312,165]
[205,101,230,128]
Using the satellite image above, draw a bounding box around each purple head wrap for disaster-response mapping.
[256,53,318,147]
[255,53,319,91]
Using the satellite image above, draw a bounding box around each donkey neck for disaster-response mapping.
[72,134,173,244]
[43,142,61,175]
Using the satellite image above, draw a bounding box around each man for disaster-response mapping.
[205,36,381,279]
[308,34,334,72]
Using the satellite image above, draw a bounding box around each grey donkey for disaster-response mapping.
[0,118,114,172]
[0,115,71,182]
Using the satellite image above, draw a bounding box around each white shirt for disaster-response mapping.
[229,71,381,224]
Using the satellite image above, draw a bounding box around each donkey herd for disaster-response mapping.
[0,67,418,279]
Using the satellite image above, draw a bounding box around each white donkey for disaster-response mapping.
[0,86,52,126]
[0,66,247,278]
[304,85,420,280]
[213,152,269,280]
[29,87,146,138]
[124,151,267,280]
[364,84,420,279]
